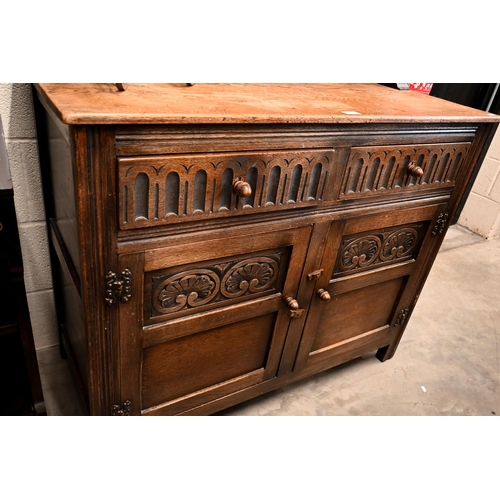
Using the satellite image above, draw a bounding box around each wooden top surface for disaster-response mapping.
[35,83,500,125]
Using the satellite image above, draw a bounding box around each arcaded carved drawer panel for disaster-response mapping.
[118,149,335,229]
[339,142,470,199]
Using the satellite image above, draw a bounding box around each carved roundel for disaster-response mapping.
[338,237,382,271]
[335,223,424,277]
[221,257,279,298]
[380,228,418,261]
[152,270,220,314]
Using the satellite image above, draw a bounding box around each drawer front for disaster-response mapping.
[339,142,471,200]
[118,149,336,230]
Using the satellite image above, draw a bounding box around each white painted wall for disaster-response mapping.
[0,83,58,350]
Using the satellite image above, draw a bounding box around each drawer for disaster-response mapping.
[118,149,337,230]
[339,142,471,200]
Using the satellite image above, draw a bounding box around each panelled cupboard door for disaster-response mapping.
[293,202,449,374]
[117,224,313,416]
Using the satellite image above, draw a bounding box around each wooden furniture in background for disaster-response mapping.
[32,83,499,416]
[0,189,46,416]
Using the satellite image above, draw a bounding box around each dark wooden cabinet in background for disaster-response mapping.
[33,84,500,415]
[0,189,46,416]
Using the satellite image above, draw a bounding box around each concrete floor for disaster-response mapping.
[36,224,500,416]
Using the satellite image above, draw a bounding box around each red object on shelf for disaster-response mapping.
[408,83,433,95]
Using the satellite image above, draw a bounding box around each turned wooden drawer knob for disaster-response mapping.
[233,180,252,197]
[317,289,331,301]
[408,162,424,177]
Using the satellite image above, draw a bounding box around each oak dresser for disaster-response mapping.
[33,83,500,416]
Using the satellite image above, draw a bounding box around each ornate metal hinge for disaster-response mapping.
[111,400,132,416]
[394,307,409,327]
[105,269,132,306]
[432,212,449,236]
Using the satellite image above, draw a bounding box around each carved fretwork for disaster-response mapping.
[148,251,286,322]
[394,308,410,327]
[432,212,449,236]
[118,149,334,229]
[111,400,132,416]
[340,142,470,199]
[334,224,425,278]
[105,269,132,306]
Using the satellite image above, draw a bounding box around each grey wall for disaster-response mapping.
[0,83,58,350]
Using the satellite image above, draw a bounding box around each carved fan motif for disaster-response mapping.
[339,237,381,271]
[150,252,283,318]
[154,271,219,313]
[222,258,278,298]
[380,229,418,261]
[335,223,424,276]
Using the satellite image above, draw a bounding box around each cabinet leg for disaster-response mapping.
[376,337,402,362]
[376,345,392,362]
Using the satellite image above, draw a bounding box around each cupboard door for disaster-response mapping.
[293,203,448,374]
[117,224,312,415]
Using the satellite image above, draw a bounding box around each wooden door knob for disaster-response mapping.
[233,180,252,197]
[408,162,424,177]
[317,289,331,301]
[284,297,299,310]
[284,297,305,318]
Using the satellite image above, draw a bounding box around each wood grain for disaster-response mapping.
[142,313,276,408]
[35,83,500,125]
[32,83,500,416]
